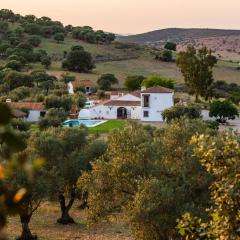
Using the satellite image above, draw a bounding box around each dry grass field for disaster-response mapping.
[5,202,132,240]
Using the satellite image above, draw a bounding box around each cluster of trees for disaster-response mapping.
[123,75,175,91]
[211,80,240,104]
[97,73,119,90]
[72,26,115,44]
[154,41,177,62]
[1,101,239,240]
[39,92,86,129]
[0,69,60,99]
[80,119,217,239]
[0,103,108,239]
[162,105,201,123]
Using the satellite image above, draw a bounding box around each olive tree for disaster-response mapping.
[29,127,107,224]
[80,119,214,240]
[178,133,240,240]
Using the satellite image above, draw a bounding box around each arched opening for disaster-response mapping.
[117,107,127,119]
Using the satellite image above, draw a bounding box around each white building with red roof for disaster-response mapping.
[7,101,46,122]
[87,86,174,121]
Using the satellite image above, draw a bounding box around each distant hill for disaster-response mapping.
[118,28,240,44]
[118,28,240,61]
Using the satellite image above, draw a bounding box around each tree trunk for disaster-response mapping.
[195,94,200,103]
[57,193,75,224]
[17,214,37,240]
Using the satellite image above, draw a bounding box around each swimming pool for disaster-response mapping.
[63,120,107,128]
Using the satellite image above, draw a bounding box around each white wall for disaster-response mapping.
[89,105,141,119]
[67,82,74,95]
[26,110,41,122]
[140,93,174,122]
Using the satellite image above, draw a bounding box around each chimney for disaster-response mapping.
[6,98,12,103]
[141,86,146,91]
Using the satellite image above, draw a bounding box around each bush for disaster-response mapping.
[62,46,94,72]
[227,91,240,105]
[39,108,67,129]
[156,49,173,62]
[142,75,175,89]
[204,120,220,130]
[209,100,239,123]
[5,60,23,71]
[164,42,177,51]
[124,75,145,91]
[162,105,201,123]
[54,33,65,43]
[28,35,41,47]
[97,74,118,90]
[11,118,31,131]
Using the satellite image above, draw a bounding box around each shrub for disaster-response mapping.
[62,46,94,72]
[209,100,239,123]
[142,75,175,89]
[124,75,145,91]
[97,74,118,90]
[162,105,201,123]
[164,42,177,51]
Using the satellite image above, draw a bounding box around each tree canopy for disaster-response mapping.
[177,46,217,102]
[80,119,214,240]
[142,75,175,89]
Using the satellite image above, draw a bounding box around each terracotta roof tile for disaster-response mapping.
[8,102,45,111]
[72,80,96,88]
[11,109,27,118]
[130,90,141,98]
[104,100,140,107]
[141,86,173,94]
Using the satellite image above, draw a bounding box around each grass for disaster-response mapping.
[88,120,127,134]
[2,26,240,85]
[5,202,132,240]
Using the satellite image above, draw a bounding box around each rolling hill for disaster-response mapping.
[118,28,240,44]
[119,28,240,61]
[2,21,240,86]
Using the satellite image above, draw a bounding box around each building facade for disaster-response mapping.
[86,86,174,122]
[7,102,46,122]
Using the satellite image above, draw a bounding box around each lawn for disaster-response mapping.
[88,120,127,134]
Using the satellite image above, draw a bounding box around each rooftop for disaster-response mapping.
[141,86,173,94]
[72,80,96,88]
[11,109,27,118]
[7,102,45,111]
[104,100,141,107]
[130,90,141,98]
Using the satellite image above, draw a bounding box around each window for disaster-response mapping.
[143,95,150,107]
[143,111,149,118]
[40,111,46,117]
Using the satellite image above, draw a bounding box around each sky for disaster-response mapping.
[1,0,240,34]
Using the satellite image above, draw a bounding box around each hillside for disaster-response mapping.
[119,28,240,61]
[119,28,240,44]
[1,17,240,89]
[22,36,240,85]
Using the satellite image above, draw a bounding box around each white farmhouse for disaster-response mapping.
[88,86,174,122]
[7,102,46,122]
[140,86,174,122]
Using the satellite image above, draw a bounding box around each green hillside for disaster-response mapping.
[1,19,240,87]
[31,35,240,85]
[118,28,240,44]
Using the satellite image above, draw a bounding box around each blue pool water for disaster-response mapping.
[63,120,106,127]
